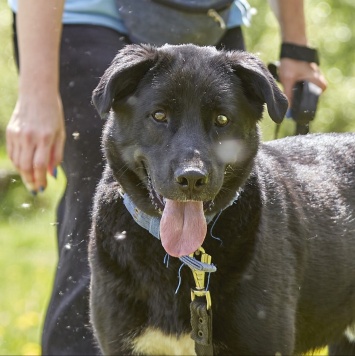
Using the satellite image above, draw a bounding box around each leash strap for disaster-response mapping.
[191,297,213,356]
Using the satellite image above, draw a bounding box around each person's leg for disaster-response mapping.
[41,25,131,355]
[216,26,245,51]
[40,25,131,355]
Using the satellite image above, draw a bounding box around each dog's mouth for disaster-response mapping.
[147,174,214,213]
[147,175,165,213]
[146,170,214,258]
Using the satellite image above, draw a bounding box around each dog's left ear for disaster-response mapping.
[226,51,288,123]
[92,44,158,117]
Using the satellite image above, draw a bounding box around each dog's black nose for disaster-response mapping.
[175,168,208,192]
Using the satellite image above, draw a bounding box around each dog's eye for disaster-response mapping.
[214,115,229,127]
[152,111,167,123]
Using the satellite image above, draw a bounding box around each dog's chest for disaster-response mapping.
[131,327,195,355]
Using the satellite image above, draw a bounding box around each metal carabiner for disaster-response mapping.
[190,247,213,310]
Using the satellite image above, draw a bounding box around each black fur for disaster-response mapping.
[90,44,355,355]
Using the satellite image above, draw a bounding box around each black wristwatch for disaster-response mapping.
[280,42,320,65]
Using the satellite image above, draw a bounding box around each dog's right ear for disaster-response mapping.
[92,44,158,117]
[226,51,288,124]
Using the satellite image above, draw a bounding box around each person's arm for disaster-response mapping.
[268,0,327,105]
[6,0,65,193]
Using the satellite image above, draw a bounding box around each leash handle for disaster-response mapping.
[268,61,321,136]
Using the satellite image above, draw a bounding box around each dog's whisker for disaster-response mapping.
[219,186,235,194]
[116,166,130,179]
[136,181,147,188]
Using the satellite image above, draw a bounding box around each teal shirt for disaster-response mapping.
[8,0,251,34]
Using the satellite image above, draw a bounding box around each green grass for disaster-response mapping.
[0,171,64,355]
[0,219,55,355]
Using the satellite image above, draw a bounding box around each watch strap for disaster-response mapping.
[280,42,320,65]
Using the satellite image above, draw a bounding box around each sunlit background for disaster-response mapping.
[0,0,354,354]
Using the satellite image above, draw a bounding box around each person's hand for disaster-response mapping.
[6,92,65,194]
[278,58,327,106]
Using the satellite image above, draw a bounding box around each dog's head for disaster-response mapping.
[93,44,288,257]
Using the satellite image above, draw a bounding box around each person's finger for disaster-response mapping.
[16,126,39,192]
[6,126,35,192]
[10,135,22,172]
[307,65,327,91]
[6,128,14,162]
[49,133,65,174]
[281,80,293,108]
[18,143,36,193]
[33,142,52,192]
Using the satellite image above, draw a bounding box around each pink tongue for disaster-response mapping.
[160,199,207,257]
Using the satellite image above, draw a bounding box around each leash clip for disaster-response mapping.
[190,247,212,310]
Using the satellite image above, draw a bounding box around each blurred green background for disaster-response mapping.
[0,0,354,354]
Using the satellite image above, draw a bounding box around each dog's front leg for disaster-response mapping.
[225,275,297,355]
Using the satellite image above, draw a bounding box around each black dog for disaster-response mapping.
[90,44,355,355]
